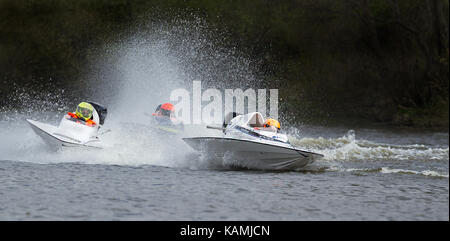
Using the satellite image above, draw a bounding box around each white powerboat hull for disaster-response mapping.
[183,137,323,170]
[26,119,103,150]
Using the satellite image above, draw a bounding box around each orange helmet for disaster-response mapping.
[160,103,174,111]
[154,102,175,117]
[264,118,281,130]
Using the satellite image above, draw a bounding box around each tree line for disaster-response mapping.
[0,0,448,127]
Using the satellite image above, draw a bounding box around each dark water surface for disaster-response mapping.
[0,160,448,221]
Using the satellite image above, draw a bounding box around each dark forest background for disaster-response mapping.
[0,0,448,127]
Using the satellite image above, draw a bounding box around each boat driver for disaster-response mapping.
[65,102,97,127]
[153,103,175,118]
[261,118,281,133]
[152,102,184,131]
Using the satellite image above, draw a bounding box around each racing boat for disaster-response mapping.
[183,112,323,170]
[26,102,108,150]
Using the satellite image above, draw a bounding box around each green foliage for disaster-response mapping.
[0,0,448,127]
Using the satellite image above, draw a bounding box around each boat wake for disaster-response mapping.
[290,130,449,163]
[286,129,449,177]
[325,166,449,178]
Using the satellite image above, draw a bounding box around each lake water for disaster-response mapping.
[0,117,448,220]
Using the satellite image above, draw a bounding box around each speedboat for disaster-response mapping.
[26,102,108,150]
[182,112,324,170]
[118,110,185,136]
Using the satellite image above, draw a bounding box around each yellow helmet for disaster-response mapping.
[76,102,94,121]
[264,118,281,130]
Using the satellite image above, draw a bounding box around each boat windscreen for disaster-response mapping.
[246,112,265,127]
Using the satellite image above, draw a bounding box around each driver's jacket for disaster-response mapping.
[65,112,97,127]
